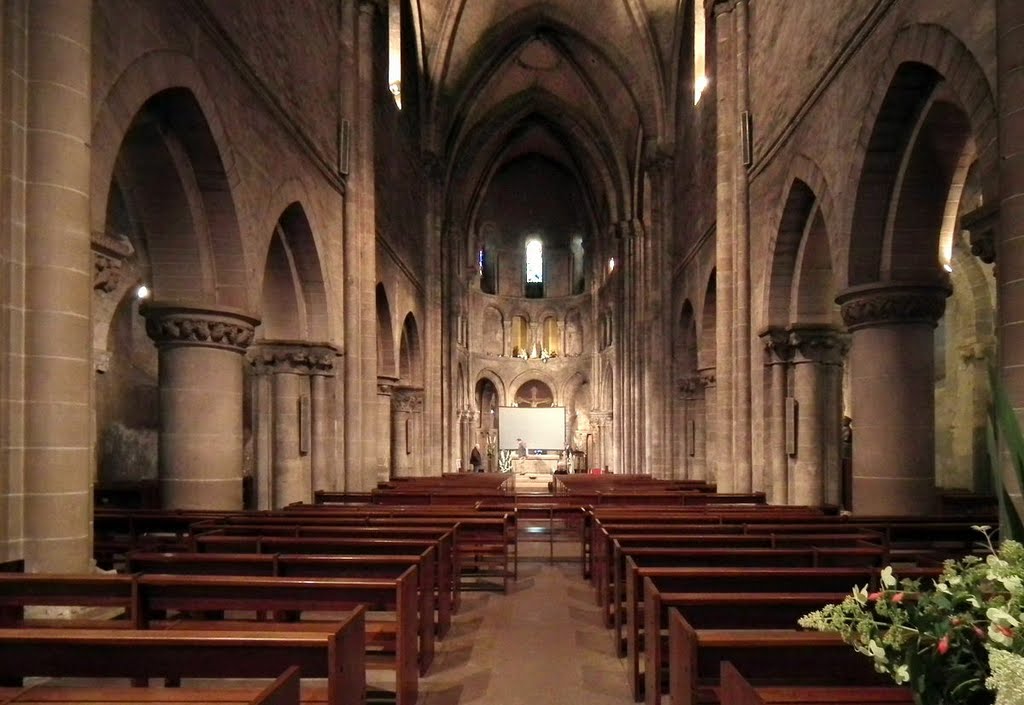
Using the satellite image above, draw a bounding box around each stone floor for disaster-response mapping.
[407,558,635,705]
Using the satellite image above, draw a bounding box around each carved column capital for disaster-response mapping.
[787,325,848,365]
[249,340,340,376]
[357,0,385,16]
[393,386,424,413]
[91,230,134,293]
[679,375,702,397]
[961,203,998,264]
[142,302,259,354]
[759,327,793,364]
[377,375,399,396]
[590,410,612,428]
[836,281,951,331]
[698,368,717,388]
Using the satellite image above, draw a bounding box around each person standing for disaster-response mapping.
[470,444,484,472]
[516,438,527,458]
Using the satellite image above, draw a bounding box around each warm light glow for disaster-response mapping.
[694,75,709,104]
[388,1,402,109]
[608,257,616,273]
[693,1,706,105]
[136,284,150,300]
[944,263,953,273]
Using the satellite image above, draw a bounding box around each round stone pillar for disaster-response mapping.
[836,282,950,515]
[309,347,339,494]
[788,327,845,507]
[699,369,717,485]
[144,303,258,509]
[760,330,792,504]
[21,0,93,573]
[392,387,423,477]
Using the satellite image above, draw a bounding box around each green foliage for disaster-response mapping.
[987,366,1024,542]
[799,528,1024,705]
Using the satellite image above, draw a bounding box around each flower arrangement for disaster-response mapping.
[799,527,1023,705]
[497,449,513,473]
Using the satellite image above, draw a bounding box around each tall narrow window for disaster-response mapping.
[694,2,707,104]
[525,238,544,298]
[388,1,402,108]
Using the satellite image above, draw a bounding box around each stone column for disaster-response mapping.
[836,282,950,515]
[788,327,844,507]
[699,369,718,485]
[341,0,381,492]
[392,387,423,477]
[20,0,93,572]
[760,329,792,504]
[997,0,1024,521]
[250,342,337,507]
[590,411,612,472]
[377,376,397,482]
[309,346,339,494]
[679,377,702,481]
[144,303,258,509]
[713,0,737,492]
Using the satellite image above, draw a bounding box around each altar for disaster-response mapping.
[512,455,562,475]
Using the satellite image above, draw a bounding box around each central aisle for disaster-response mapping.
[412,563,636,705]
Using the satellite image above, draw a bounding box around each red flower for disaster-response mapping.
[891,592,905,603]
[974,626,986,638]
[937,635,950,654]
[868,592,882,601]
[999,626,1014,637]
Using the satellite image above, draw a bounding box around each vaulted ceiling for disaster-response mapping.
[405,0,689,239]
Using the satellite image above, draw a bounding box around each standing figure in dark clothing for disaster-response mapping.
[470,444,484,472]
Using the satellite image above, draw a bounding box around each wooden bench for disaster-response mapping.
[720,661,913,705]
[0,665,304,705]
[618,564,883,673]
[0,613,365,705]
[127,550,436,671]
[0,574,136,628]
[667,610,892,705]
[641,589,849,705]
[613,546,885,650]
[133,572,417,705]
[193,531,456,634]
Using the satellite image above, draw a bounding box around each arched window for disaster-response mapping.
[525,238,543,298]
[388,1,402,108]
[543,317,560,357]
[511,316,529,357]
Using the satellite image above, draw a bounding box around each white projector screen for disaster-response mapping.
[498,407,566,452]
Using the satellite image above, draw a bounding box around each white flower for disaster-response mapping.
[880,566,896,588]
[892,665,910,685]
[986,648,1024,705]
[988,608,1021,628]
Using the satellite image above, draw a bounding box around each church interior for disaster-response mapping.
[0,0,1022,704]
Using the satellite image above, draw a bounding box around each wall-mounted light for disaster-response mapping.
[136,284,151,300]
[608,257,616,273]
[943,263,953,273]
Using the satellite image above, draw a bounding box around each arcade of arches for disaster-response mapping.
[1,0,1023,572]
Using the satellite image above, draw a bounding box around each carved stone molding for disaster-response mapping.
[393,386,424,413]
[142,302,259,353]
[787,326,847,365]
[377,375,399,396]
[91,230,134,293]
[679,375,702,396]
[836,282,951,332]
[589,410,612,427]
[249,340,340,376]
[958,338,994,363]
[698,368,717,388]
[712,0,742,16]
[961,203,998,264]
[759,327,793,364]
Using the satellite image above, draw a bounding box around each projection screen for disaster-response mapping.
[498,407,566,451]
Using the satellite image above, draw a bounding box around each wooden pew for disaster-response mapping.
[193,532,455,635]
[641,589,849,705]
[133,572,417,705]
[618,564,882,679]
[0,611,366,705]
[1,665,304,705]
[614,546,885,650]
[127,550,436,671]
[667,610,891,705]
[720,661,913,705]
[0,574,137,628]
